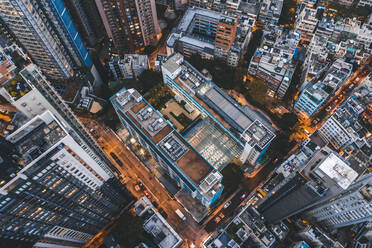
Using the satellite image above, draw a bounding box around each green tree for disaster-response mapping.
[221,163,244,195]
[114,211,146,248]
[137,70,163,94]
[278,113,298,131]
[245,78,268,105]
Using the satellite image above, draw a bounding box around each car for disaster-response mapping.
[143,190,151,199]
[224,201,231,208]
[219,213,225,219]
[134,185,141,191]
[326,106,332,112]
[152,201,159,208]
[110,152,123,167]
[240,192,248,201]
[215,217,221,223]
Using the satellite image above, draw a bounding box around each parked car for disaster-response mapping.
[240,192,248,201]
[110,152,123,167]
[224,201,231,208]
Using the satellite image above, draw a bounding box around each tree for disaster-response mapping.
[266,131,294,159]
[245,78,268,105]
[137,70,163,94]
[114,211,146,248]
[147,84,175,110]
[221,163,244,195]
[279,0,297,26]
[278,113,298,131]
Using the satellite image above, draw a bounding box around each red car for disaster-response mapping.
[240,192,248,201]
[144,190,151,199]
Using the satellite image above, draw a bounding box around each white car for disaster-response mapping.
[224,201,231,208]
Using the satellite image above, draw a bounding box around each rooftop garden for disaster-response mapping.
[4,74,31,100]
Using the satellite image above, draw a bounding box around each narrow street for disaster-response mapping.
[78,117,208,247]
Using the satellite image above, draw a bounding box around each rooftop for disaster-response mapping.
[164,54,276,154]
[301,149,358,191]
[111,88,218,189]
[135,197,183,248]
[177,7,220,32]
[6,113,67,166]
[0,48,16,84]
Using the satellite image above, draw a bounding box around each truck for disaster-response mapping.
[175,209,186,220]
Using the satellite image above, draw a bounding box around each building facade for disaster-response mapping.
[108,54,149,80]
[95,0,160,54]
[257,147,358,224]
[0,111,128,246]
[63,0,107,47]
[304,174,372,229]
[0,44,116,179]
[0,0,94,81]
[166,7,255,67]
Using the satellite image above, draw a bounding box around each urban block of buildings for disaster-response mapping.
[111,87,223,222]
[258,146,359,224]
[161,53,276,169]
[0,111,127,247]
[133,197,183,248]
[95,0,161,53]
[204,206,276,248]
[108,54,149,80]
[295,59,353,117]
[188,0,261,18]
[257,0,284,27]
[0,45,129,247]
[248,26,301,98]
[0,0,101,84]
[166,7,256,67]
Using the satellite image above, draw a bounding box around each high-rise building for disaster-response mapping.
[0,111,128,247]
[294,7,319,42]
[304,174,372,229]
[0,43,129,247]
[257,147,359,224]
[0,44,116,180]
[95,0,160,54]
[0,0,99,82]
[63,0,107,47]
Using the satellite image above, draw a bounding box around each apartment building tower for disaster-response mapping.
[0,0,97,81]
[258,147,358,224]
[0,46,129,246]
[304,174,372,229]
[95,0,160,54]
[0,111,128,247]
[0,44,116,179]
